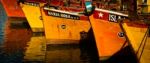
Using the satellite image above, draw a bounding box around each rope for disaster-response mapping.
[136,26,149,55]
[137,26,149,60]
[118,20,150,62]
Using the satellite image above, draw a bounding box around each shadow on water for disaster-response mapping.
[84,28,139,63]
[100,45,139,63]
[79,28,99,63]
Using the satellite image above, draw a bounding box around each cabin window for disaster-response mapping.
[143,0,147,4]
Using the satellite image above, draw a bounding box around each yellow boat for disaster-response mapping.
[122,20,149,63]
[21,2,44,32]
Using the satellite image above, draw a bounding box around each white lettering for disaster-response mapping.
[47,11,80,20]
[109,14,117,22]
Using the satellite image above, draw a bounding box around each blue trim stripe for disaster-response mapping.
[0,2,7,45]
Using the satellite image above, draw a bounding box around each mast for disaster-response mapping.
[82,0,84,8]
[128,0,138,20]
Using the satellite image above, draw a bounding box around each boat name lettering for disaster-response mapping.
[25,2,39,7]
[48,11,60,17]
[47,11,80,20]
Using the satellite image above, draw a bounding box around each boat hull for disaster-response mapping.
[41,9,91,44]
[21,4,44,32]
[89,15,126,60]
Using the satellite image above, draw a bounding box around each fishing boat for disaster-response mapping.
[42,0,90,44]
[88,0,149,62]
[0,0,30,44]
[20,0,47,32]
[89,8,128,60]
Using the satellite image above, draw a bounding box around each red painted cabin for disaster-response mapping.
[26,0,46,3]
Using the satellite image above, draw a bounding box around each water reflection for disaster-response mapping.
[0,18,139,63]
[0,2,7,46]
[23,36,46,63]
[0,20,99,63]
[46,44,89,63]
[0,19,139,63]
[24,37,99,63]
[0,20,32,63]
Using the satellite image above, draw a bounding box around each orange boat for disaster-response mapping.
[41,0,91,44]
[88,2,148,62]
[89,8,129,60]
[42,8,90,44]
[0,0,28,28]
[0,0,25,17]
[87,1,149,62]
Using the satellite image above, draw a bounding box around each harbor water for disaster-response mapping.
[0,15,99,63]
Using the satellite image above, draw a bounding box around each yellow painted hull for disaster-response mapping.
[22,4,44,32]
[41,9,91,44]
[123,22,148,52]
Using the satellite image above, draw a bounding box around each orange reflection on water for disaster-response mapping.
[4,20,32,54]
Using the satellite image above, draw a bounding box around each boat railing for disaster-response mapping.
[43,7,84,16]
[95,8,128,17]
